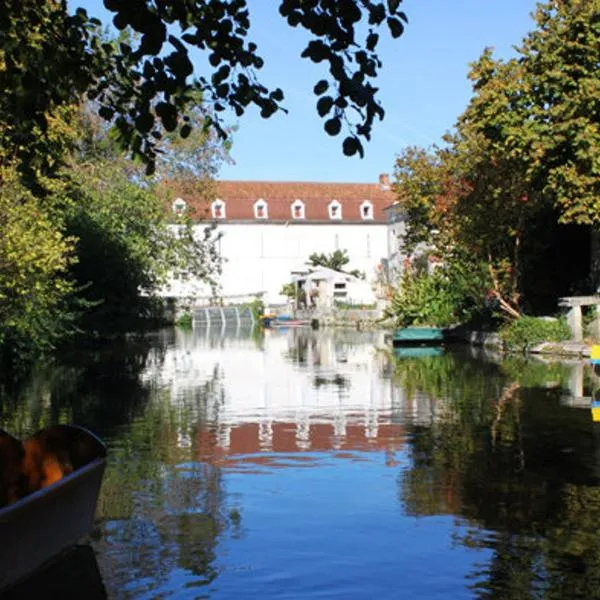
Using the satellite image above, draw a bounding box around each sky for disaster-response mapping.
[74,0,539,183]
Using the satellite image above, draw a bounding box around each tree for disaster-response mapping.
[392,0,600,319]
[307,249,363,278]
[63,105,223,332]
[516,0,600,225]
[0,0,408,176]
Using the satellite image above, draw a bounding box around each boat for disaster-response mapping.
[391,326,445,346]
[0,424,107,592]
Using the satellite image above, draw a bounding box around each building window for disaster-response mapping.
[254,199,268,219]
[328,200,342,220]
[360,200,373,220]
[172,197,186,215]
[211,199,225,219]
[291,200,305,219]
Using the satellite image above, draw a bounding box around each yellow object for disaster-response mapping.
[591,345,600,360]
[592,406,600,422]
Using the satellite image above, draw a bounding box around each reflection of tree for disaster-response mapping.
[396,350,600,598]
[0,337,157,438]
[93,360,232,596]
[0,333,235,596]
[313,374,350,390]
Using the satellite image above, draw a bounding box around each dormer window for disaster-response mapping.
[172,197,186,215]
[211,199,225,219]
[291,200,305,219]
[328,200,342,220]
[360,200,373,220]
[254,199,268,219]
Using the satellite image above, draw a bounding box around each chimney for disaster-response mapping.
[379,173,390,190]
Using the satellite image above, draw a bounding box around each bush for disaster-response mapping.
[175,312,193,329]
[499,316,571,352]
[0,169,76,364]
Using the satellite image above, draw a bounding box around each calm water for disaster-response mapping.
[3,327,600,599]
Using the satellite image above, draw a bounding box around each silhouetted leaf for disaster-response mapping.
[387,17,404,38]
[317,96,334,117]
[342,136,360,156]
[324,117,341,136]
[314,80,329,95]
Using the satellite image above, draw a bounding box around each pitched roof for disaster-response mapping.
[172,179,394,223]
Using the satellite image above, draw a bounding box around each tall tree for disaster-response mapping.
[392,0,600,318]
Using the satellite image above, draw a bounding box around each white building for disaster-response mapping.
[163,175,395,305]
[292,266,376,309]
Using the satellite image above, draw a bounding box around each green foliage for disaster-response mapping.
[499,316,572,353]
[307,249,364,278]
[175,312,193,330]
[0,0,408,172]
[308,249,350,271]
[280,283,296,299]
[247,297,265,323]
[0,168,76,363]
[64,160,221,333]
[386,259,489,328]
[0,99,224,363]
[387,271,455,327]
[393,0,600,316]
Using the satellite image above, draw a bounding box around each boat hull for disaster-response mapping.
[392,327,445,346]
[0,425,106,591]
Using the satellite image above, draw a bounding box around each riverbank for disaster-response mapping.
[451,330,591,359]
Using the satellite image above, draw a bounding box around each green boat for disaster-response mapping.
[392,326,445,346]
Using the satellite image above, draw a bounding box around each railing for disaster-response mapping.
[192,305,256,328]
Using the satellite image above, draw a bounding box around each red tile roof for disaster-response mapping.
[170,179,394,223]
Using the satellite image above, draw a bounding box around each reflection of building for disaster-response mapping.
[141,328,406,464]
[196,421,404,467]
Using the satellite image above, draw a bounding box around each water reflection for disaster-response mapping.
[3,328,600,597]
[393,348,600,598]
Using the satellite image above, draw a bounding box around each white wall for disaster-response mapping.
[216,223,387,304]
[159,222,388,304]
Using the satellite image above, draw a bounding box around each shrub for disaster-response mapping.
[176,312,193,329]
[499,316,571,353]
[0,169,76,364]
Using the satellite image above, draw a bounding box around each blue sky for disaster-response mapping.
[75,0,539,183]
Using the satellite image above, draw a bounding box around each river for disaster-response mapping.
[2,326,600,599]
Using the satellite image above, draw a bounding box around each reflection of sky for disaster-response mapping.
[209,454,486,600]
